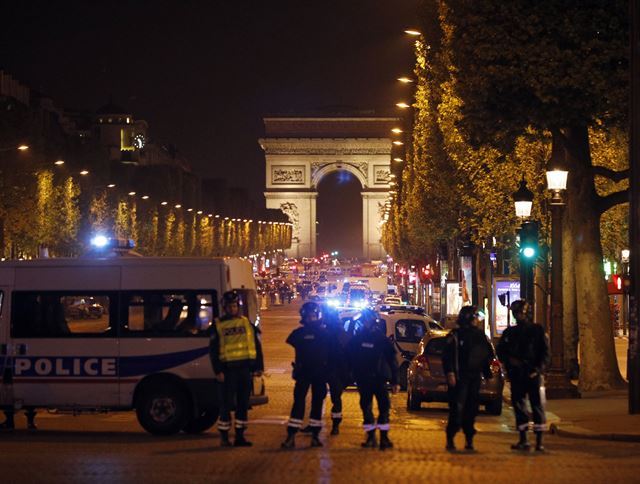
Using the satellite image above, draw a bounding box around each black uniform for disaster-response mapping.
[285,324,331,432]
[442,325,493,441]
[325,315,350,427]
[209,315,264,435]
[348,326,398,433]
[496,322,549,433]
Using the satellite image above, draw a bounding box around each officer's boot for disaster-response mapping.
[300,424,312,434]
[26,409,37,431]
[234,427,252,447]
[379,430,393,450]
[464,434,474,451]
[445,432,456,452]
[330,419,340,436]
[535,431,544,452]
[310,427,323,447]
[219,430,232,447]
[361,430,377,448]
[511,430,531,451]
[281,427,297,449]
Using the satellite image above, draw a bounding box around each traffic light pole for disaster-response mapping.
[518,220,536,305]
[519,254,534,305]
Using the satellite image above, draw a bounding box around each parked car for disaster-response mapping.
[377,310,444,390]
[406,331,504,415]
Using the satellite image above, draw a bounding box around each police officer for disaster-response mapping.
[209,291,264,447]
[347,309,399,450]
[442,306,493,451]
[281,302,330,449]
[496,299,549,452]
[323,304,350,436]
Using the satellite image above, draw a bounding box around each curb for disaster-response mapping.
[549,423,640,443]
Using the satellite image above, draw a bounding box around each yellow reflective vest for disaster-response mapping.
[215,316,257,363]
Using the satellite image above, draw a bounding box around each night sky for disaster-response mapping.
[2,0,418,253]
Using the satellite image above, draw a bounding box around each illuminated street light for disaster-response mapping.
[197,210,203,215]
[141,195,150,200]
[79,170,89,176]
[396,102,411,109]
[393,141,404,146]
[397,77,414,83]
[512,177,533,219]
[175,204,182,209]
[107,184,116,188]
[404,29,421,36]
[17,145,29,151]
[187,208,193,212]
[161,201,168,206]
[393,157,403,162]
[128,191,136,196]
[54,160,65,166]
[391,128,403,134]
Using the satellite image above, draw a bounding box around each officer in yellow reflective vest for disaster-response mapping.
[209,291,264,447]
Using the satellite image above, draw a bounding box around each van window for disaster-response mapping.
[395,319,426,343]
[124,291,217,336]
[11,292,114,337]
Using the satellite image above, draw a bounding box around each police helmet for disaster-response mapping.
[221,291,240,306]
[300,301,321,321]
[457,305,477,327]
[510,299,530,319]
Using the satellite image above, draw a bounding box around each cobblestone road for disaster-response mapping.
[1,302,639,483]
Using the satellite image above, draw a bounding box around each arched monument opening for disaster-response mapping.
[316,169,363,258]
[260,116,397,260]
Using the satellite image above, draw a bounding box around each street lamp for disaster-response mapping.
[513,177,533,219]
[545,167,579,398]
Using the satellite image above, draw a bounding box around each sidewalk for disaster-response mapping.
[547,390,640,442]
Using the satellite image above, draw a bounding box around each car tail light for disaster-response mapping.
[490,358,502,374]
[416,354,429,371]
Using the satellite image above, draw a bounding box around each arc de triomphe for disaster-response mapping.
[260,116,396,260]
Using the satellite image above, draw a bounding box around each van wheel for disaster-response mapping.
[183,407,219,434]
[399,363,408,391]
[407,387,421,411]
[136,383,191,435]
[485,399,502,416]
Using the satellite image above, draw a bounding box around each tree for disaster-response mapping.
[434,0,628,390]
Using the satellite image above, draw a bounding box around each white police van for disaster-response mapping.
[0,252,267,435]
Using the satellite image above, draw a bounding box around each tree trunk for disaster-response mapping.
[563,125,625,391]
[562,202,580,378]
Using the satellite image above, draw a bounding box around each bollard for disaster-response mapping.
[260,294,268,311]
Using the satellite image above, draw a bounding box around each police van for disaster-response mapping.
[0,253,267,435]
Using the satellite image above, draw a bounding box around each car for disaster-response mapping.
[377,310,444,390]
[346,285,370,309]
[406,332,505,415]
[383,296,403,305]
